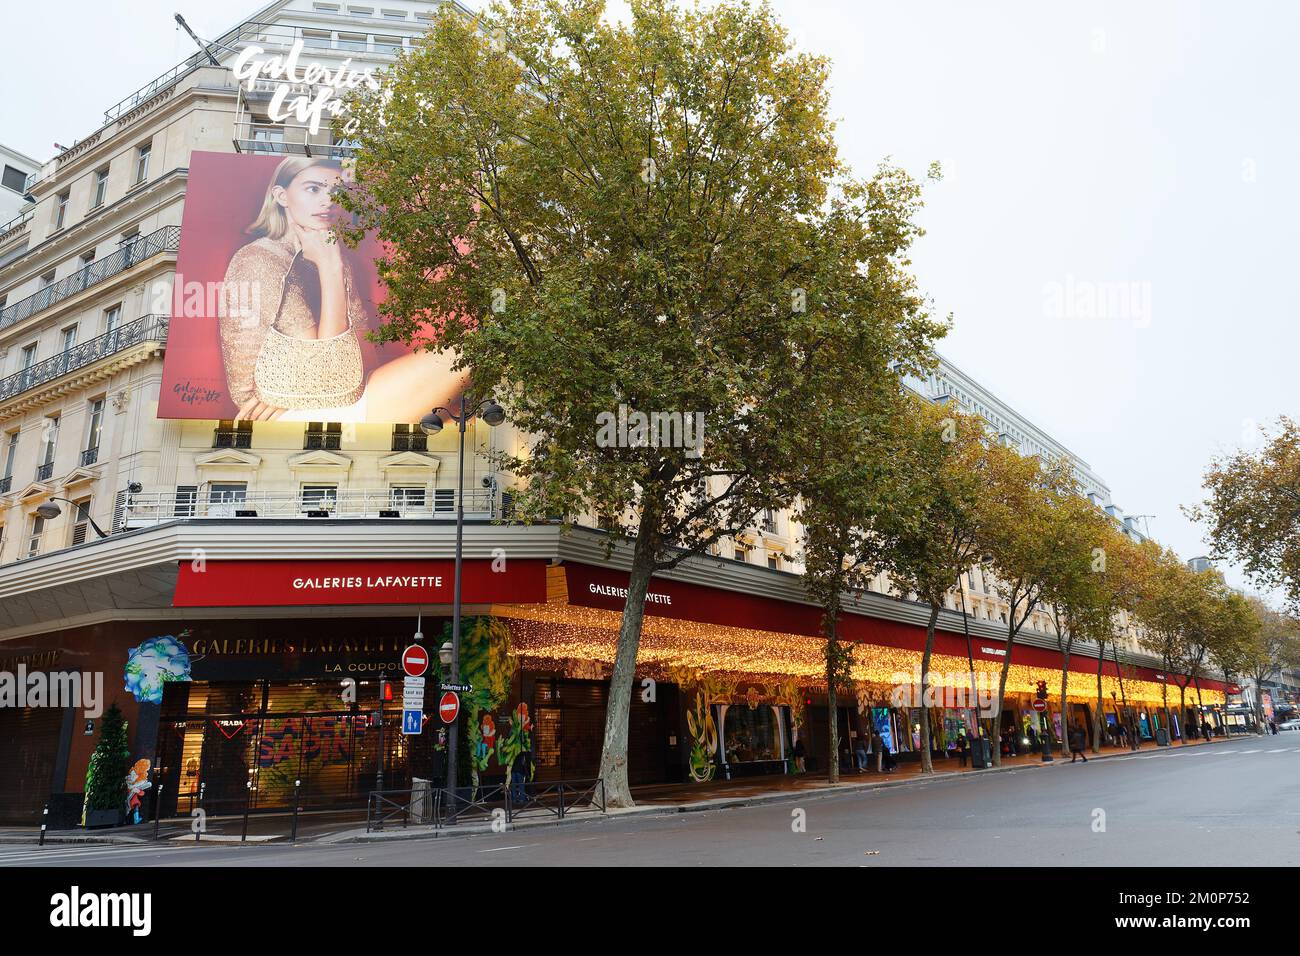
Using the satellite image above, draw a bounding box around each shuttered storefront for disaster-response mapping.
[0,704,65,824]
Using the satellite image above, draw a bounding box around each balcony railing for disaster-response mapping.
[80,447,99,467]
[213,429,252,449]
[391,431,428,452]
[123,488,503,527]
[0,476,11,494]
[0,314,169,404]
[35,461,53,482]
[0,227,179,332]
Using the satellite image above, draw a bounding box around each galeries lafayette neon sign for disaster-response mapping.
[231,39,385,135]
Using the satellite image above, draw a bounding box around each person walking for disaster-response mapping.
[870,730,884,773]
[854,735,869,773]
[510,746,533,804]
[957,731,969,768]
[1069,724,1089,762]
[793,736,807,773]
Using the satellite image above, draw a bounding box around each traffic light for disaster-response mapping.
[379,678,394,702]
[1035,680,1048,701]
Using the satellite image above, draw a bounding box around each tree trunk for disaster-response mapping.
[1177,685,1188,744]
[1161,677,1171,744]
[1059,640,1072,756]
[991,623,1016,768]
[1193,678,1205,737]
[594,514,659,809]
[919,603,940,774]
[825,607,841,785]
[1093,643,1105,753]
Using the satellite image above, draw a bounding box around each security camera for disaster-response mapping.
[127,481,143,494]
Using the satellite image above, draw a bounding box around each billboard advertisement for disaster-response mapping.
[159,151,466,422]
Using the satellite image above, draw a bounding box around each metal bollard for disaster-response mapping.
[241,779,252,843]
[153,784,164,841]
[196,782,205,843]
[290,780,301,844]
[38,804,48,846]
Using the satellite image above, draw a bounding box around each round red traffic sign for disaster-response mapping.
[439,690,460,724]
[1032,699,1047,712]
[402,644,429,678]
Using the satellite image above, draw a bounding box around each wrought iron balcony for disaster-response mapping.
[35,462,53,482]
[390,430,428,452]
[0,315,169,404]
[0,476,11,494]
[80,447,99,467]
[0,227,179,333]
[213,428,252,449]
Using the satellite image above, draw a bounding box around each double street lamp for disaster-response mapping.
[35,497,109,538]
[420,393,505,818]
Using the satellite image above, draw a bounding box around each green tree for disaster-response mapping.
[84,702,131,817]
[794,389,937,783]
[1041,491,1114,755]
[886,405,1003,774]
[973,451,1076,765]
[1188,416,1300,612]
[341,0,944,805]
[1238,597,1300,728]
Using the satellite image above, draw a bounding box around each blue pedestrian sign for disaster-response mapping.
[402,708,424,735]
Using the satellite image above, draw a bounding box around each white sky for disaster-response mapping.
[7,1,1295,596]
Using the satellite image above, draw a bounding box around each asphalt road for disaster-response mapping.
[5,742,1299,867]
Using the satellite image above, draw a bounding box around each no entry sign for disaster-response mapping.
[402,644,429,678]
[439,690,461,724]
[1032,699,1047,712]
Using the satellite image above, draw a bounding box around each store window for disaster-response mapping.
[722,705,781,763]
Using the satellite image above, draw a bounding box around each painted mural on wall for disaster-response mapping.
[125,759,152,824]
[456,618,517,793]
[124,633,193,704]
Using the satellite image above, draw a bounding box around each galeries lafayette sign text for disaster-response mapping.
[173,559,549,607]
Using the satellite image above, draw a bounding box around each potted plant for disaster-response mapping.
[82,703,131,828]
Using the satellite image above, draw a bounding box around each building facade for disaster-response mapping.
[0,0,1231,826]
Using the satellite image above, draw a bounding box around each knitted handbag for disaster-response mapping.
[253,324,365,410]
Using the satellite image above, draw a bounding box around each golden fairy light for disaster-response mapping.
[487,602,1218,707]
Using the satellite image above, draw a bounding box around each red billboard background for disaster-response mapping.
[159,151,463,422]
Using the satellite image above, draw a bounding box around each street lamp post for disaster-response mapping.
[34,497,110,538]
[420,392,505,821]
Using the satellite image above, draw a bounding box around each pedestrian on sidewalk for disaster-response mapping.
[854,736,869,772]
[957,731,969,768]
[1069,725,1089,763]
[871,730,884,773]
[510,747,533,804]
[793,736,807,773]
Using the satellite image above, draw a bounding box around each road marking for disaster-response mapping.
[478,844,538,853]
[1240,749,1261,754]
[1267,749,1287,753]
[0,844,173,865]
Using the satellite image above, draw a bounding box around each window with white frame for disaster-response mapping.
[54,191,69,229]
[134,143,151,185]
[103,304,122,334]
[301,484,339,510]
[70,499,92,546]
[27,514,45,556]
[389,486,427,510]
[85,398,104,456]
[2,431,17,481]
[91,167,109,208]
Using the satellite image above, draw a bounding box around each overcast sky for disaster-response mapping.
[7,1,1295,596]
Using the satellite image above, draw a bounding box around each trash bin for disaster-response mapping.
[410,777,433,823]
[971,738,990,768]
[1155,729,1169,747]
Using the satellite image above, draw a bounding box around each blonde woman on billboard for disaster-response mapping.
[219,157,463,423]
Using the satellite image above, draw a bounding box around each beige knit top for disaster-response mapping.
[219,234,370,408]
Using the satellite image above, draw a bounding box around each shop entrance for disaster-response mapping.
[156,680,418,815]
[532,678,679,785]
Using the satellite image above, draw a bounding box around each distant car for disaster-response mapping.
[1279,719,1300,732]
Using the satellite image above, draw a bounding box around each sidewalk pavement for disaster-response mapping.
[0,734,1243,847]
